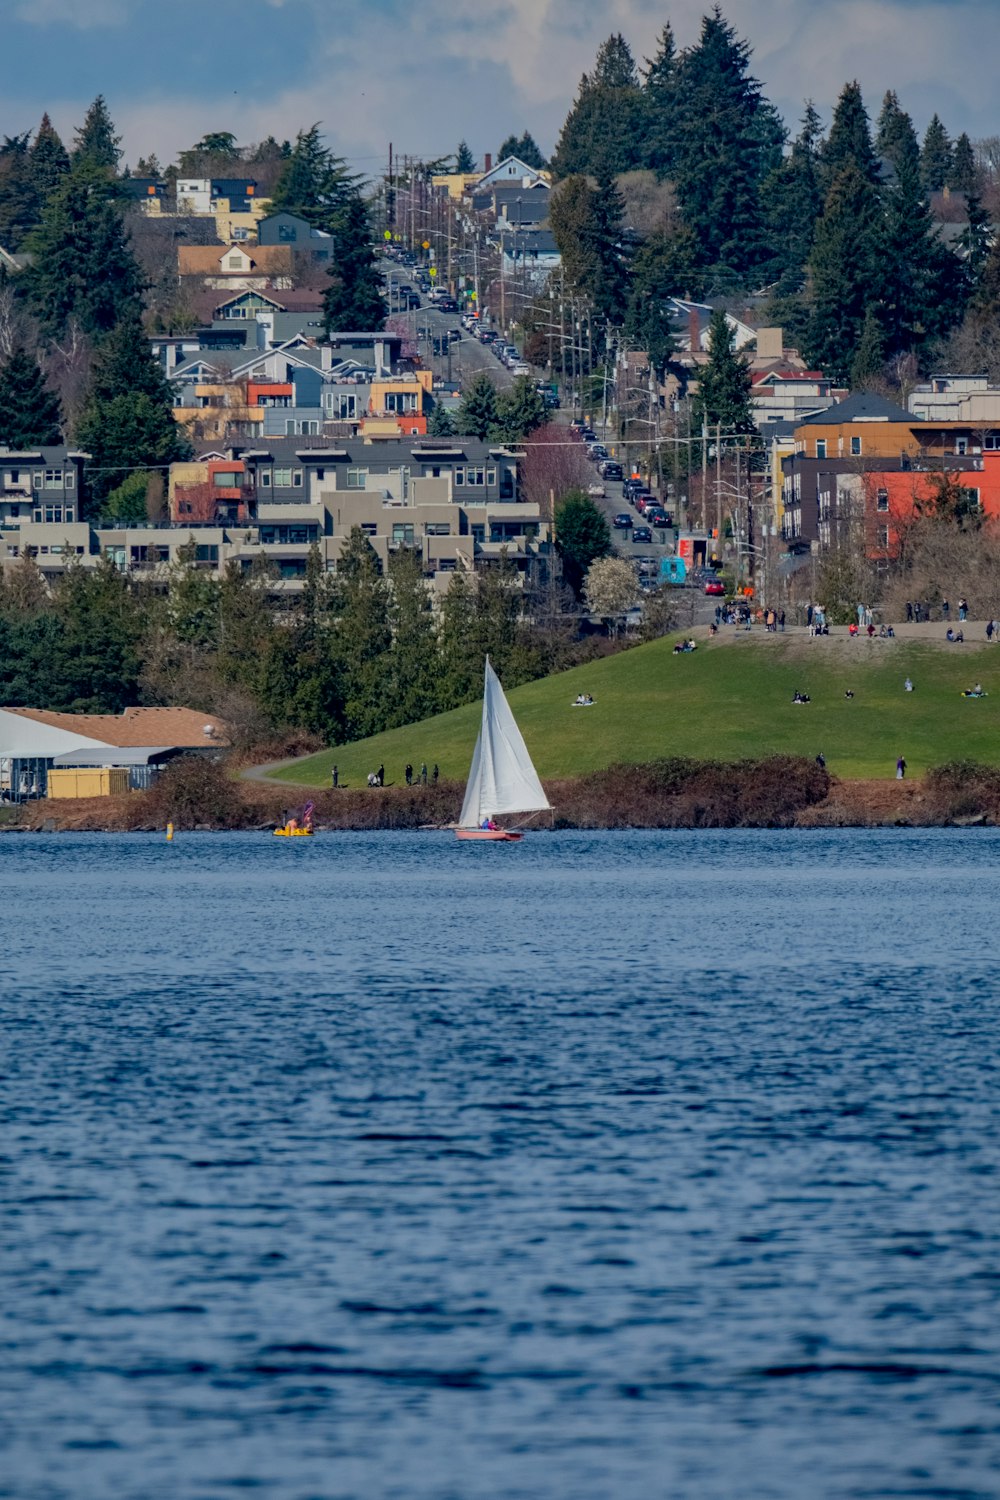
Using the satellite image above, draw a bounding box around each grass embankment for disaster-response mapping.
[271,634,1000,788]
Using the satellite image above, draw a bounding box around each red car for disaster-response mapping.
[704,579,726,596]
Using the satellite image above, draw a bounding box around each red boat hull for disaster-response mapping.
[455,828,523,842]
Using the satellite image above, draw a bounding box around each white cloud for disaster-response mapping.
[15,0,1000,168]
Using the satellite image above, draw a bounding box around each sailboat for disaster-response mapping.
[456,658,551,841]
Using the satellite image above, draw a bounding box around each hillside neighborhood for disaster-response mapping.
[3,10,1000,804]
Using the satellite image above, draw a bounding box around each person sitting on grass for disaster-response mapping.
[963,683,987,698]
[844,689,854,699]
[792,690,811,704]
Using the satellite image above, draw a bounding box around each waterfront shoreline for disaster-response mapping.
[4,766,991,833]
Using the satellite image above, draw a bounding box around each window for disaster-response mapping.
[292,469,303,487]
[227,253,243,269]
[32,471,42,489]
[392,523,415,545]
[213,471,239,487]
[877,526,889,549]
[65,471,75,489]
[278,223,297,242]
[850,436,862,455]
[360,522,377,536]
[425,522,451,536]
[273,467,293,486]
[876,488,889,512]
[956,437,968,455]
[454,467,465,486]
[487,468,497,487]
[346,467,368,489]
[466,467,486,487]
[259,470,271,487]
[815,440,827,459]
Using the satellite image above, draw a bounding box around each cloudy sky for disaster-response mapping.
[0,0,993,173]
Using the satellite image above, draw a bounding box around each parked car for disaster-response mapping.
[510,362,531,376]
[613,512,633,529]
[651,512,673,529]
[588,482,606,499]
[704,579,726,596]
[631,525,653,543]
[600,461,624,481]
[586,444,608,462]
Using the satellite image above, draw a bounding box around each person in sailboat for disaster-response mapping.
[480,816,498,830]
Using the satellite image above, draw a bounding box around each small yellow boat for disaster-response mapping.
[274,826,314,837]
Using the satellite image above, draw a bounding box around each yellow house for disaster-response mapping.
[369,370,434,419]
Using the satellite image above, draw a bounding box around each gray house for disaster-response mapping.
[257,212,334,262]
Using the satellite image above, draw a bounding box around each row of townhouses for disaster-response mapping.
[0,436,544,594]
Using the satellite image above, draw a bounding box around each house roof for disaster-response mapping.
[178,245,293,277]
[797,392,922,425]
[4,707,231,749]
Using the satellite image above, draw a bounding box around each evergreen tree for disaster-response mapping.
[625,227,696,374]
[641,23,679,179]
[330,527,391,740]
[920,114,953,193]
[455,141,475,173]
[0,132,36,249]
[550,34,646,179]
[760,102,823,291]
[515,132,546,170]
[497,132,547,170]
[50,558,143,712]
[89,311,175,404]
[549,173,630,323]
[73,95,122,173]
[492,377,546,443]
[383,548,441,728]
[0,347,62,446]
[805,162,884,383]
[692,307,755,435]
[457,373,500,438]
[960,186,992,279]
[23,158,145,339]
[30,114,69,204]
[850,308,886,389]
[820,81,880,191]
[554,489,611,595]
[439,570,479,705]
[875,91,917,176]
[168,540,221,648]
[427,403,456,436]
[76,392,188,512]
[270,124,358,233]
[950,132,979,195]
[879,107,965,359]
[322,192,386,332]
[589,172,631,323]
[667,8,783,279]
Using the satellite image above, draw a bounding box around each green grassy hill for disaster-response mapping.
[270,634,1000,788]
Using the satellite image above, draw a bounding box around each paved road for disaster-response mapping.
[381,259,512,389]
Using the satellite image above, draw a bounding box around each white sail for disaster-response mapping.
[459,658,550,827]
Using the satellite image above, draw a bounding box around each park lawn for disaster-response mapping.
[270,634,1000,789]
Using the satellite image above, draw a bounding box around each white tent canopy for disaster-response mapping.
[0,709,113,760]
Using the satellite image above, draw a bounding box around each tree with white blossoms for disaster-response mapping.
[583,556,639,633]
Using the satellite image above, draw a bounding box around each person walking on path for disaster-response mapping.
[779,610,785,632]
[906,601,913,622]
[942,599,950,620]
[377,764,385,787]
[405,763,413,786]
[959,597,969,621]
[896,755,906,780]
[432,764,439,784]
[331,765,339,789]
[815,752,826,771]
[420,762,427,785]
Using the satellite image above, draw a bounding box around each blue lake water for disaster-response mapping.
[2,829,999,1500]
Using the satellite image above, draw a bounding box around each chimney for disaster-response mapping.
[688,308,700,352]
[484,153,492,174]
